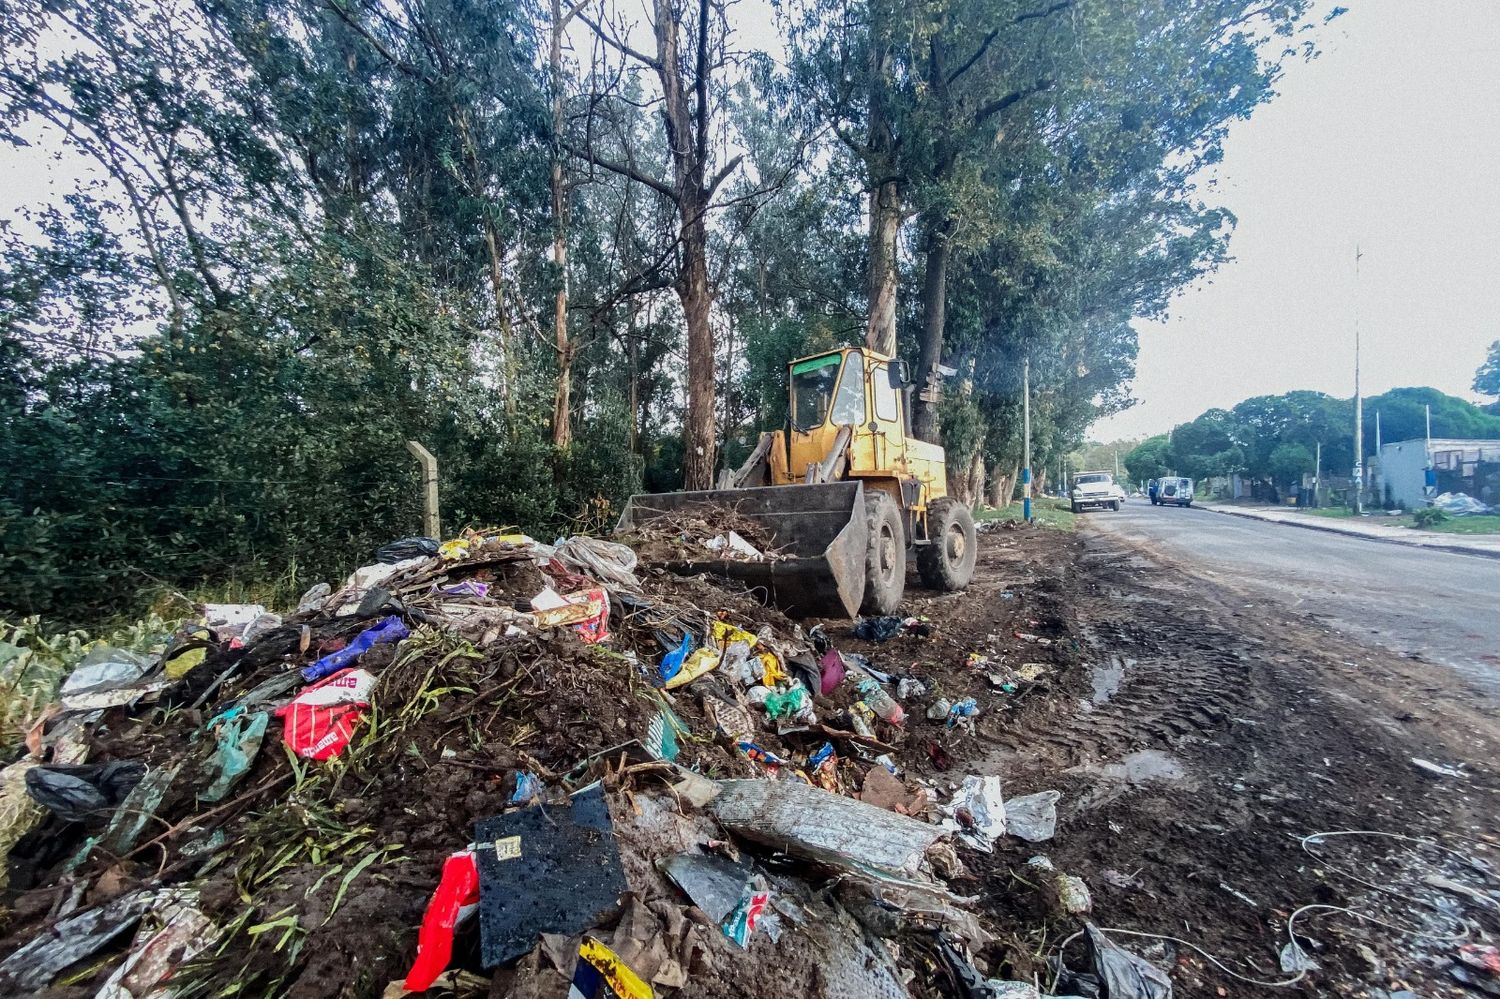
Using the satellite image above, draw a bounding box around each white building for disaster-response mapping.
[1376,438,1500,509]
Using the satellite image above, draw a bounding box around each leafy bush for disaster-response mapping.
[0,614,171,756]
[1412,506,1449,528]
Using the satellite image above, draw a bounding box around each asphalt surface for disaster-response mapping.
[1085,499,1500,699]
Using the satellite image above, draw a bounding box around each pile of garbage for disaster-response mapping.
[617,505,788,564]
[0,526,1151,998]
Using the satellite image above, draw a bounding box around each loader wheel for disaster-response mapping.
[917,498,977,592]
[861,491,906,616]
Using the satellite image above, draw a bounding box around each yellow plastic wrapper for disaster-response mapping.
[438,538,471,560]
[710,621,757,650]
[757,650,787,686]
[664,648,720,690]
[573,937,655,999]
[164,646,206,680]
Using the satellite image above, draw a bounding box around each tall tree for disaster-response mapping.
[576,0,743,489]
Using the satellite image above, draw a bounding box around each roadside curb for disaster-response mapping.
[1196,504,1500,561]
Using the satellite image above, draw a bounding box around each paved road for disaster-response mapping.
[1085,500,1500,699]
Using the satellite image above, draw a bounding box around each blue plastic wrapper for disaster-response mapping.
[657,633,693,686]
[511,771,540,804]
[302,616,409,682]
[808,742,835,768]
[946,697,979,728]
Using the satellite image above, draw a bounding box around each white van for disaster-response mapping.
[1152,477,1194,507]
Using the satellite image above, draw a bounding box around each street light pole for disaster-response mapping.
[1352,244,1364,515]
[1022,356,1032,522]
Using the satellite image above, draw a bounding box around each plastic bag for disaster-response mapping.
[25,762,145,823]
[720,876,771,948]
[301,616,408,682]
[403,850,480,991]
[554,536,641,591]
[375,536,440,564]
[664,648,720,690]
[1005,790,1060,843]
[852,616,906,642]
[276,668,376,760]
[943,774,1006,851]
[657,634,694,686]
[1084,923,1172,999]
[200,710,269,803]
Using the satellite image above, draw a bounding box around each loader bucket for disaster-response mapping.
[616,481,868,618]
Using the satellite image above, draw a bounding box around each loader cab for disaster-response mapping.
[783,347,947,505]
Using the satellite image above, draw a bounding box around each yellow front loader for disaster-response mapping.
[616,346,978,617]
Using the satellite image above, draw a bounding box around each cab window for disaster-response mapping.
[871,364,899,423]
[790,354,841,430]
[830,352,866,425]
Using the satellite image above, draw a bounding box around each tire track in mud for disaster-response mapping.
[987,548,1260,771]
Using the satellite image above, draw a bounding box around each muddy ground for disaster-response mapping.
[891,521,1500,997]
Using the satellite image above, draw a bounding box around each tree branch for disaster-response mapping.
[704,153,743,199]
[323,0,433,82]
[974,80,1053,124]
[576,10,662,70]
[562,140,678,200]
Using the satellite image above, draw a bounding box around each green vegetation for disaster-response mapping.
[1424,515,1500,535]
[1411,506,1449,529]
[976,497,1077,531]
[1,0,1332,625]
[0,615,171,755]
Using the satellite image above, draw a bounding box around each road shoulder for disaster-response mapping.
[1196,501,1500,559]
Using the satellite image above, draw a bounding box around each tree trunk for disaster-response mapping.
[865,178,901,356]
[678,203,716,489]
[549,0,572,449]
[966,452,985,508]
[913,218,950,441]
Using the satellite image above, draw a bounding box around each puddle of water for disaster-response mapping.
[1090,656,1126,703]
[1110,749,1186,783]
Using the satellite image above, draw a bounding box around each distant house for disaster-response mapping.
[1376,438,1500,509]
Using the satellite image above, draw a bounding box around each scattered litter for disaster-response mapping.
[943,775,1006,851]
[705,530,764,560]
[858,764,928,815]
[1005,790,1060,843]
[710,779,946,880]
[858,677,905,724]
[1027,856,1091,915]
[404,850,480,991]
[569,936,656,999]
[474,783,629,967]
[663,648,719,689]
[277,667,376,759]
[721,876,772,947]
[375,536,440,563]
[1411,757,1464,778]
[200,709,269,802]
[96,890,217,999]
[25,761,145,823]
[0,888,161,992]
[1280,939,1321,973]
[302,616,409,681]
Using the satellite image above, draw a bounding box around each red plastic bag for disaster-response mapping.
[404,850,480,991]
[275,668,375,760]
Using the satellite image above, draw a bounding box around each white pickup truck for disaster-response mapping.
[1070,471,1127,513]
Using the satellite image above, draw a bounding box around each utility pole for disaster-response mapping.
[1315,441,1322,508]
[1022,356,1032,522]
[1352,244,1364,514]
[1424,403,1435,498]
[1113,450,1120,479]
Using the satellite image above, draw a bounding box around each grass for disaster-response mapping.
[1290,506,1500,535]
[974,496,1078,530]
[1423,514,1500,535]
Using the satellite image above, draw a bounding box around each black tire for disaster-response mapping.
[1070,502,1081,514]
[917,497,977,592]
[861,490,906,615]
[1110,500,1120,511]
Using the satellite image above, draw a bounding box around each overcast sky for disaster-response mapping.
[1093,0,1500,442]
